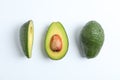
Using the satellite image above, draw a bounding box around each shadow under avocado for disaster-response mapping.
[14,26,25,58]
[74,25,86,58]
[40,25,49,59]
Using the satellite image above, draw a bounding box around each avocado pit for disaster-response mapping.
[50,34,62,52]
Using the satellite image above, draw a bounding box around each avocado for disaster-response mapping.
[81,21,104,58]
[20,20,34,58]
[45,22,69,60]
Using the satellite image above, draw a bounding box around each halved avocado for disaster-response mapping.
[20,20,34,58]
[45,22,69,60]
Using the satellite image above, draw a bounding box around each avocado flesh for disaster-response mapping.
[45,22,69,60]
[81,21,104,58]
[20,20,34,58]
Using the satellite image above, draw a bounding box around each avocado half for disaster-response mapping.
[45,22,69,60]
[20,20,34,58]
[81,21,104,58]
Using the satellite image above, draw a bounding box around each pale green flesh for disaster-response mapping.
[27,21,34,58]
[45,22,69,60]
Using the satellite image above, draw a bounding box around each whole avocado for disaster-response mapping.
[81,21,104,58]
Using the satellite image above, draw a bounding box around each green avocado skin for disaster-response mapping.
[81,21,104,58]
[20,21,29,58]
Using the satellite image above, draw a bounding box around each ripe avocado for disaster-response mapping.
[81,21,104,58]
[20,20,34,58]
[45,22,69,60]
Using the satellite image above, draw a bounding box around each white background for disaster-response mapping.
[0,0,120,80]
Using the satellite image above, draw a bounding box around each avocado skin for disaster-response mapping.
[20,20,30,58]
[81,21,104,58]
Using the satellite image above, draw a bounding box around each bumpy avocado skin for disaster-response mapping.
[81,21,104,58]
[20,20,32,58]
